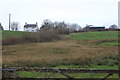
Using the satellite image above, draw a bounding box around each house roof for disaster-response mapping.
[24,24,37,28]
[89,26,105,29]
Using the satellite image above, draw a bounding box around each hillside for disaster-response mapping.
[2,30,119,40]
[2,31,119,78]
[69,31,118,40]
[2,31,119,67]
[68,31,119,46]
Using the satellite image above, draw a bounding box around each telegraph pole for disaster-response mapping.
[9,14,11,31]
[118,1,120,27]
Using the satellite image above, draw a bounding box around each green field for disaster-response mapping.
[2,31,119,78]
[2,30,30,40]
[69,31,118,40]
[2,30,119,41]
[68,31,119,46]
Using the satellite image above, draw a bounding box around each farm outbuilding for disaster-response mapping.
[89,26,105,30]
[84,25,105,31]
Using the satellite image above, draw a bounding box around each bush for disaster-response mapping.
[37,30,61,42]
[22,33,38,43]
[2,30,61,45]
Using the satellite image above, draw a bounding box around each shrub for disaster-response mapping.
[22,30,61,43]
[2,30,62,45]
[2,38,24,45]
[22,33,38,43]
[37,30,61,42]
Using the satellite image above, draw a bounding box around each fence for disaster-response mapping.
[1,68,119,80]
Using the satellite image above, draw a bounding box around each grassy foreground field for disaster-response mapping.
[2,31,119,78]
[3,40,118,67]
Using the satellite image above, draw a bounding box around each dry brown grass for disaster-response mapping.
[2,40,118,67]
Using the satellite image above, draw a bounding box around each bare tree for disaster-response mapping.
[68,23,81,33]
[40,19,81,34]
[0,23,4,30]
[109,24,118,29]
[54,21,69,34]
[11,22,19,31]
[40,20,69,34]
[40,19,54,31]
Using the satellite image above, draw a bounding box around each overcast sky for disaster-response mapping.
[0,0,119,31]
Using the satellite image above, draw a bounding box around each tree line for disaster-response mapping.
[40,19,81,34]
[0,19,119,31]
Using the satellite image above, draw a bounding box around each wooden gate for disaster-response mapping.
[1,68,119,80]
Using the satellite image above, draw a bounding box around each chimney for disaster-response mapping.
[36,22,38,25]
[25,22,27,25]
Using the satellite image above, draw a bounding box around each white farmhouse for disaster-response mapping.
[11,23,18,31]
[24,22,38,32]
